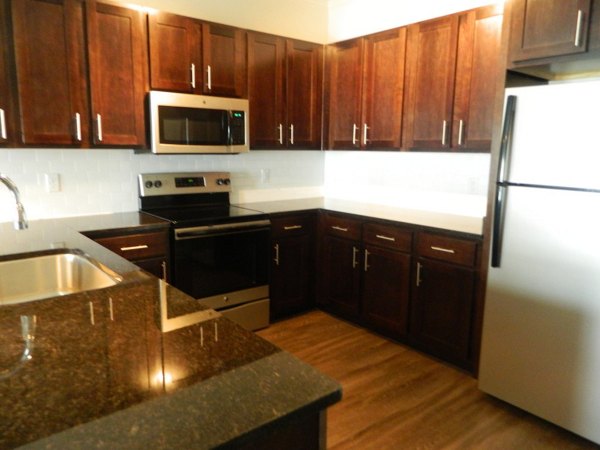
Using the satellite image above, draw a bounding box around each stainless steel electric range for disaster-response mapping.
[138,172,270,331]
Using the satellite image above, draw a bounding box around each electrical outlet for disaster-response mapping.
[260,168,270,184]
[44,173,61,193]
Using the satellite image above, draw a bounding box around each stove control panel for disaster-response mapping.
[139,172,231,197]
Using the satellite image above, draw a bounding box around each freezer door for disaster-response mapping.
[479,186,600,444]
[506,80,600,190]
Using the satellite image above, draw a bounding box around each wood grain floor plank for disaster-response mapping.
[257,310,598,450]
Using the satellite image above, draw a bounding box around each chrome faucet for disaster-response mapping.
[0,173,28,230]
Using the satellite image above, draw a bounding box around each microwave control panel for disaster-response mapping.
[230,111,245,145]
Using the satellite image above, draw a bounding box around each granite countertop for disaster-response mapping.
[235,197,485,236]
[0,213,341,449]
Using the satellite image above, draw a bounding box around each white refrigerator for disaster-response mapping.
[479,79,600,445]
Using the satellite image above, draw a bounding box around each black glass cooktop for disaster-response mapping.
[141,204,267,227]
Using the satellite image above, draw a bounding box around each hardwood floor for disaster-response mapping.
[257,310,599,450]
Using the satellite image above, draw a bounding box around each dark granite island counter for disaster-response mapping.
[0,216,341,449]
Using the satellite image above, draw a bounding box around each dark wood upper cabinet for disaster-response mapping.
[86,1,147,147]
[509,0,591,63]
[11,0,89,146]
[361,28,406,149]
[202,23,246,97]
[326,28,405,150]
[403,16,459,150]
[452,5,503,150]
[248,33,322,149]
[148,12,200,93]
[326,38,363,149]
[404,6,502,151]
[0,0,15,146]
[247,32,286,149]
[286,39,323,149]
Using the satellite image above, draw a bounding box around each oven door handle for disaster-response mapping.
[175,219,271,240]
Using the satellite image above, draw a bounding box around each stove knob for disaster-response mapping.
[216,178,225,186]
[144,181,153,189]
[154,180,162,188]
[223,178,231,185]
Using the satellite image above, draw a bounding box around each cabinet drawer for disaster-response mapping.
[322,213,362,240]
[271,214,314,237]
[95,231,168,261]
[363,222,412,252]
[417,232,477,267]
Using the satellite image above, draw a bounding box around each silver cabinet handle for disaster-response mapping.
[352,123,359,146]
[416,262,423,287]
[457,119,464,146]
[441,120,448,146]
[284,225,302,230]
[352,246,359,269]
[277,124,283,145]
[274,243,280,266]
[207,65,212,91]
[363,123,369,146]
[74,113,82,141]
[0,108,6,140]
[89,301,95,325]
[364,249,370,272]
[575,9,584,47]
[289,123,294,145]
[108,297,114,321]
[161,261,167,280]
[191,63,196,89]
[96,114,103,142]
[376,234,396,242]
[120,244,149,252]
[431,245,455,254]
[331,225,348,232]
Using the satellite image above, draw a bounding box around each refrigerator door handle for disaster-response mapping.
[491,183,507,268]
[496,95,517,184]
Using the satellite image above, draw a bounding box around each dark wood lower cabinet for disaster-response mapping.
[319,234,361,318]
[361,245,411,339]
[270,213,316,320]
[410,258,475,365]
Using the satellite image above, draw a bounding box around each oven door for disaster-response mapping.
[171,219,270,305]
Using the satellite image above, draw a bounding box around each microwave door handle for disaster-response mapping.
[226,111,233,146]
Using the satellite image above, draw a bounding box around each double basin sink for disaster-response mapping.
[0,249,122,305]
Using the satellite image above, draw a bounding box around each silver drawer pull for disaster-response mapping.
[376,234,396,242]
[120,244,149,252]
[332,226,348,232]
[575,9,584,47]
[284,225,303,230]
[431,245,455,254]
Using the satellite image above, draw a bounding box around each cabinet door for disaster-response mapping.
[509,0,591,63]
[453,6,503,151]
[410,258,475,364]
[148,12,200,92]
[326,38,363,149]
[0,0,14,145]
[202,23,246,97]
[362,245,411,338]
[247,32,285,149]
[362,28,406,150]
[86,1,147,147]
[319,235,361,317]
[286,39,323,149]
[271,233,313,320]
[403,16,459,150]
[11,0,89,146]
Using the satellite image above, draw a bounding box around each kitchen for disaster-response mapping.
[1,0,600,448]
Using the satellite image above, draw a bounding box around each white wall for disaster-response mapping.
[0,150,324,223]
[328,0,501,42]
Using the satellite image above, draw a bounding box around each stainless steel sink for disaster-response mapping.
[0,250,122,305]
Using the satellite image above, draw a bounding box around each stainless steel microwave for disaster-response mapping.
[147,91,249,154]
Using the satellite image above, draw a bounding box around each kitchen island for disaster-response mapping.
[0,216,341,449]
